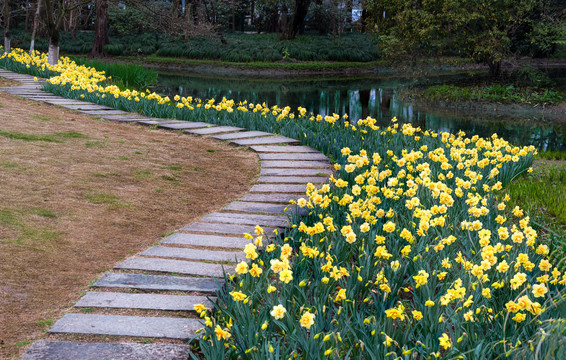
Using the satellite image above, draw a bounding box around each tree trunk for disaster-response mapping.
[313,0,325,34]
[231,0,235,31]
[215,29,228,44]
[282,0,311,40]
[345,0,353,28]
[172,0,180,18]
[209,0,216,25]
[25,2,30,30]
[360,0,368,32]
[4,33,10,54]
[82,2,92,30]
[268,7,278,32]
[193,0,200,25]
[90,0,109,58]
[278,4,287,35]
[2,0,10,54]
[489,60,502,78]
[30,0,42,54]
[48,38,59,65]
[250,0,254,26]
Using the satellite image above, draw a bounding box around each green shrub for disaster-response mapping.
[104,44,124,56]
[71,57,157,90]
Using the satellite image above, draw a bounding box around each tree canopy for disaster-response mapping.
[368,0,565,75]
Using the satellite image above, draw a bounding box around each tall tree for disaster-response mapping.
[29,0,42,54]
[367,0,561,76]
[1,0,12,53]
[43,0,92,64]
[281,0,311,39]
[90,0,108,57]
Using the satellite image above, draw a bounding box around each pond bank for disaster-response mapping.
[117,56,566,79]
[118,55,483,78]
[398,96,566,123]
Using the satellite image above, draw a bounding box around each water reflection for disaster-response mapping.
[155,72,566,151]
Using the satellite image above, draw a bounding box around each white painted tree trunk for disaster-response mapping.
[4,36,10,53]
[48,43,59,65]
[30,0,42,55]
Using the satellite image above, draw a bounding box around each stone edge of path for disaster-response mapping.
[0,70,332,360]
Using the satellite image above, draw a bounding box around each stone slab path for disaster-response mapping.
[0,69,332,359]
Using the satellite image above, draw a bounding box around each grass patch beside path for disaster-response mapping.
[0,129,63,142]
[0,91,259,358]
[507,159,566,268]
[0,129,89,142]
[507,160,566,226]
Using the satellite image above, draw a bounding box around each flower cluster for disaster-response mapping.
[200,125,565,358]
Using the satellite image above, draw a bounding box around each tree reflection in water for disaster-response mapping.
[157,72,566,151]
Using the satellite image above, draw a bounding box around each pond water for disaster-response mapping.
[154,70,566,151]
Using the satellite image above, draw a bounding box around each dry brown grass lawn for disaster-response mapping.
[0,92,259,359]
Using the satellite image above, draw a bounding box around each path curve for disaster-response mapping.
[0,69,331,360]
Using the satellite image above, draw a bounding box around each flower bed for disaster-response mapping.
[2,49,565,359]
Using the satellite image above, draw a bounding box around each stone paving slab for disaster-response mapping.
[260,168,332,176]
[181,222,275,235]
[250,184,309,193]
[250,145,318,153]
[18,95,57,99]
[158,122,211,130]
[258,176,327,184]
[2,88,40,92]
[44,101,90,106]
[201,212,289,227]
[141,245,242,262]
[22,341,190,360]
[260,160,332,168]
[259,153,329,160]
[103,117,143,122]
[5,83,39,87]
[60,104,116,110]
[239,193,299,203]
[102,116,151,122]
[162,233,248,249]
[79,110,129,115]
[137,119,183,125]
[49,314,202,340]
[101,114,148,120]
[75,292,214,311]
[24,97,61,101]
[212,131,272,140]
[4,82,40,86]
[223,201,289,214]
[93,273,220,292]
[21,95,59,99]
[186,126,244,135]
[232,136,300,146]
[4,90,43,94]
[115,257,228,277]
[5,91,44,95]
[43,99,91,104]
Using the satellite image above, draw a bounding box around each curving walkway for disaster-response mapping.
[0,69,332,360]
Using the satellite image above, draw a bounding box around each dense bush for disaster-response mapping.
[8,28,378,63]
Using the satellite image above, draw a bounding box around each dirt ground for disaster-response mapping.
[0,91,259,359]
